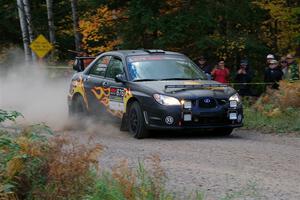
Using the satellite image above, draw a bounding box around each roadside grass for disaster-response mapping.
[220,181,261,200]
[243,81,300,134]
[243,106,300,134]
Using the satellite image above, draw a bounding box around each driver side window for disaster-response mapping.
[89,56,111,76]
[105,57,124,79]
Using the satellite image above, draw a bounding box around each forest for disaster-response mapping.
[0,0,300,73]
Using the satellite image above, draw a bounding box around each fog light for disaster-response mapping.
[237,114,242,123]
[165,116,174,125]
[230,100,237,108]
[184,114,192,121]
[229,112,237,120]
[184,101,192,109]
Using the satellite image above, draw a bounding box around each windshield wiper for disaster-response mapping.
[164,84,228,93]
[132,79,158,82]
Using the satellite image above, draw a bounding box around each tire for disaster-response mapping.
[213,127,233,136]
[71,95,88,117]
[128,102,149,139]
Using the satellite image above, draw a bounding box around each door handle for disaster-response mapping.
[102,82,109,87]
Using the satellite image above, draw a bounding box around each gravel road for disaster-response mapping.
[66,121,300,200]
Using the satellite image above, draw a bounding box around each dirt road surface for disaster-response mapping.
[68,122,300,200]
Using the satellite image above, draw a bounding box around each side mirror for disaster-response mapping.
[73,58,84,72]
[115,74,127,83]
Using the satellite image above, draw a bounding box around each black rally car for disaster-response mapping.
[68,50,243,138]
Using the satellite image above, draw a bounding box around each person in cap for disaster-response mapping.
[266,54,275,65]
[235,59,253,96]
[264,59,283,89]
[285,53,299,81]
[197,56,212,79]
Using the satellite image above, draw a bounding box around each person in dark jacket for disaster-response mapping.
[197,56,212,79]
[235,60,253,96]
[264,59,283,89]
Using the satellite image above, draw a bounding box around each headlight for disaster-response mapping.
[229,93,241,107]
[153,94,181,106]
[229,93,241,103]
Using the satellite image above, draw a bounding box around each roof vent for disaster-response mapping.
[144,49,165,54]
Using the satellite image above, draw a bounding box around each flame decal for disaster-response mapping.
[70,76,89,109]
[123,88,133,112]
[91,86,130,118]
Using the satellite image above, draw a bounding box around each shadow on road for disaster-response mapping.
[148,129,243,140]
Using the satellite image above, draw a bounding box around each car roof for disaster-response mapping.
[100,49,184,57]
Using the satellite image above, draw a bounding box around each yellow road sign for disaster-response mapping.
[30,34,53,58]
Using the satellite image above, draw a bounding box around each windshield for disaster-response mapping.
[126,55,207,81]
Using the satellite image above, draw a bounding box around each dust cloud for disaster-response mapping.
[0,48,72,130]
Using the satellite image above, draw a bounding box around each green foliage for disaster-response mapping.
[0,109,23,123]
[0,123,52,199]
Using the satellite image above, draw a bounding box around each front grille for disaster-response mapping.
[184,116,230,126]
[216,98,228,106]
[198,97,217,108]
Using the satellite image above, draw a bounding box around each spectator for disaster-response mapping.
[197,56,212,79]
[266,54,275,65]
[264,59,283,89]
[211,60,230,84]
[280,56,289,79]
[286,53,299,81]
[235,60,253,96]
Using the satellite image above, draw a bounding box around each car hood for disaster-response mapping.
[135,80,236,99]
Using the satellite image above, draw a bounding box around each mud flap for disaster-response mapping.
[120,113,129,131]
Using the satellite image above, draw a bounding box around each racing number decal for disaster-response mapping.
[109,87,125,112]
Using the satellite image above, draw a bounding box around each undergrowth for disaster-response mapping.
[0,110,188,200]
[244,80,300,134]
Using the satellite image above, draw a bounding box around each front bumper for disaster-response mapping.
[142,100,243,130]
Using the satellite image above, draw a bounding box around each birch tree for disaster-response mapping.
[46,0,56,61]
[23,0,36,61]
[46,0,56,46]
[16,0,31,63]
[71,0,81,52]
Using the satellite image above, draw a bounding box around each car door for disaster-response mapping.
[104,56,127,116]
[84,55,111,114]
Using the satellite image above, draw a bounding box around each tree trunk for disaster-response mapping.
[17,0,31,63]
[46,0,56,45]
[23,0,36,62]
[46,0,56,61]
[71,0,81,52]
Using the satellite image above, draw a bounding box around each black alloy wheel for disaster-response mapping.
[128,101,149,139]
[72,95,88,117]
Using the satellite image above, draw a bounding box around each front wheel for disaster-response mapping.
[128,102,149,139]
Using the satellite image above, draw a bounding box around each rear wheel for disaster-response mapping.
[71,95,88,117]
[128,102,149,139]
